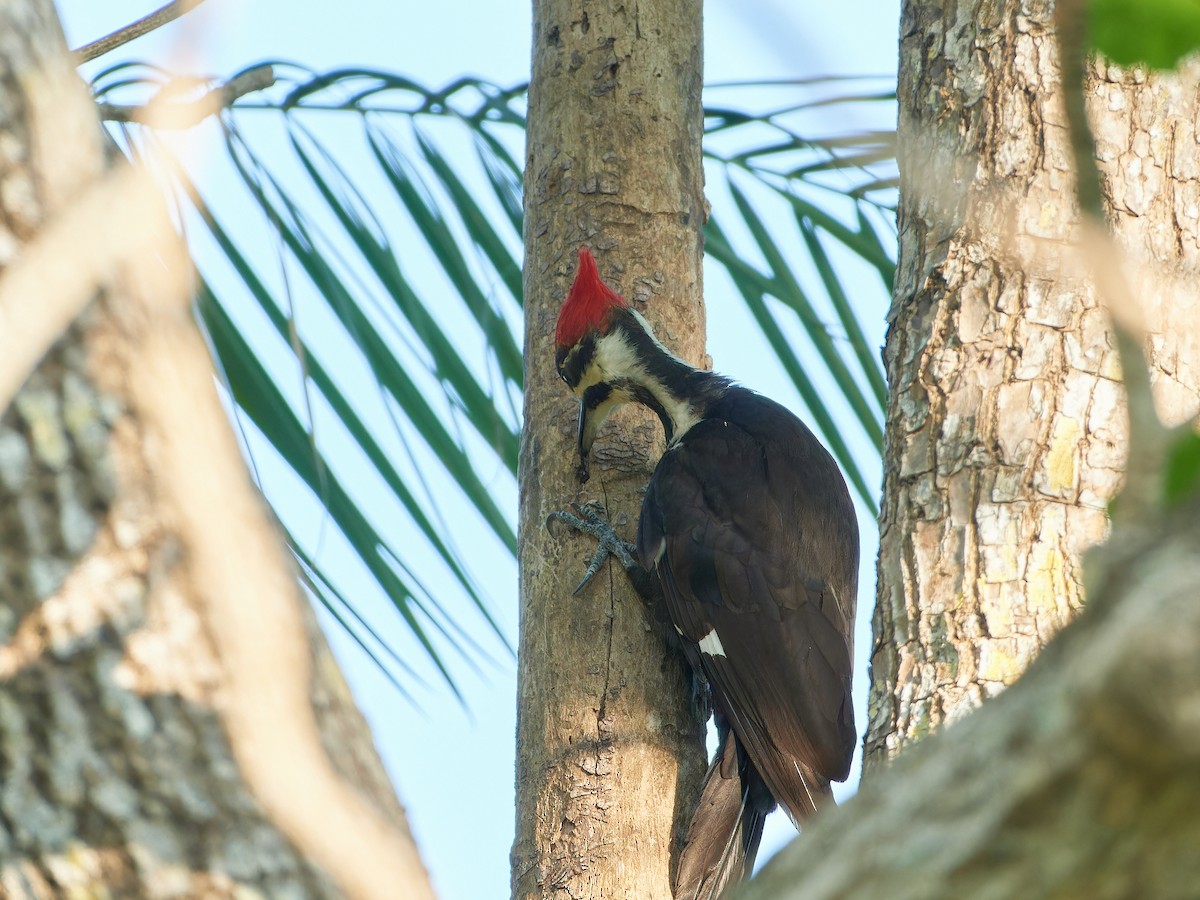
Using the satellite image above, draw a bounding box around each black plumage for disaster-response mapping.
[639,388,858,810]
[554,249,858,899]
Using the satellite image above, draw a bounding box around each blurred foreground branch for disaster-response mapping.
[0,164,162,412]
[7,8,433,893]
[742,488,1200,898]
[116,182,436,900]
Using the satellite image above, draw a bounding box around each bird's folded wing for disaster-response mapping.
[639,417,856,819]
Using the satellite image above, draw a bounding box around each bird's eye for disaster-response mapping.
[561,374,569,385]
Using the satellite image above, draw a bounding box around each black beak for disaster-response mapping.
[575,401,591,483]
[575,383,620,483]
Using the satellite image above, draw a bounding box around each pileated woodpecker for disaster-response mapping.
[552,247,858,900]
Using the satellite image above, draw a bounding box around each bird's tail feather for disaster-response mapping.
[674,725,772,900]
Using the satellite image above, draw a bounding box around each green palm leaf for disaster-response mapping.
[91,63,895,697]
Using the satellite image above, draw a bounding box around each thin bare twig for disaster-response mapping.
[97,66,277,129]
[73,0,208,64]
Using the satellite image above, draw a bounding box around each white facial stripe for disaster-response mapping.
[574,330,639,392]
[698,629,726,657]
[626,313,704,442]
[663,401,701,446]
[596,328,702,443]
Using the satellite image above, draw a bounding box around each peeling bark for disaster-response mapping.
[513,0,708,896]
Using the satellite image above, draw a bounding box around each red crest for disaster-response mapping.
[554,247,628,348]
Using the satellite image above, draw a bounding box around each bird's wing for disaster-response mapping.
[638,412,857,821]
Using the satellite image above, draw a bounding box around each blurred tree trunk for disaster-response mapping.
[867,0,1200,764]
[512,0,708,896]
[0,4,423,897]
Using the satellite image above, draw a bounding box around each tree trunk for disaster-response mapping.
[0,4,423,896]
[512,0,708,896]
[867,0,1200,764]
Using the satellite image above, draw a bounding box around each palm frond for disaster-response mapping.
[90,63,895,695]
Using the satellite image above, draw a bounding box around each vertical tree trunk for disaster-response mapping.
[0,4,421,896]
[868,1,1200,764]
[513,0,708,896]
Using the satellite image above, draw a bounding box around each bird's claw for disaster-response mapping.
[546,501,637,594]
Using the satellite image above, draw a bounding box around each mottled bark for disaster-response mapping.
[868,0,1200,763]
[513,0,708,897]
[0,3,418,896]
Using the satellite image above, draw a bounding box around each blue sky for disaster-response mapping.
[58,2,898,897]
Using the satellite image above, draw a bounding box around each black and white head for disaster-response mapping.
[553,247,707,481]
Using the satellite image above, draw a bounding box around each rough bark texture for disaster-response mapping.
[868,0,1200,763]
[0,4,413,896]
[513,0,708,897]
[740,495,1200,899]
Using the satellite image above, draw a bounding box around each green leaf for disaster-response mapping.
[414,127,524,304]
[283,121,521,467]
[797,217,887,407]
[219,127,518,542]
[198,281,468,698]
[1164,429,1200,505]
[725,177,884,446]
[194,188,508,610]
[706,220,880,516]
[294,546,428,703]
[164,146,515,691]
[1091,0,1200,69]
[365,126,523,387]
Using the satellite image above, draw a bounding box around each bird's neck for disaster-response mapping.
[605,310,730,445]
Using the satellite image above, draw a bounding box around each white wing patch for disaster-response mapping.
[698,628,727,657]
[649,535,666,564]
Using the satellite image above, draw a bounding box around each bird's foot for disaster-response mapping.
[546,501,638,594]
